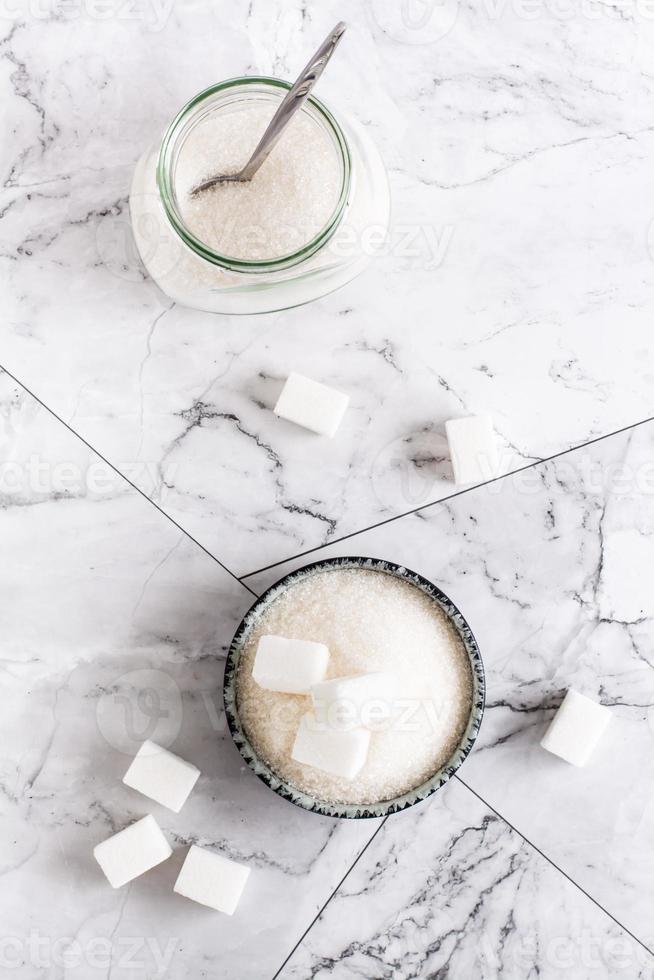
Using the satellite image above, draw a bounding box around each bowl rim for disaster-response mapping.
[223,556,485,819]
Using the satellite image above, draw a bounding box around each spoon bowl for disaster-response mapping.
[191,21,347,196]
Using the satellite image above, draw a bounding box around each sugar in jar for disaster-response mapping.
[129,77,390,314]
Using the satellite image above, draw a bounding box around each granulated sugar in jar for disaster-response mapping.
[175,102,342,261]
[129,78,390,314]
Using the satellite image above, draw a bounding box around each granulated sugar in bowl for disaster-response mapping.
[224,558,485,819]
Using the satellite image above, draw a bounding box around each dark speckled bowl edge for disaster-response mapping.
[223,556,485,819]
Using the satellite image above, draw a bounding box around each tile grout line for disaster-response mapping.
[0,363,259,598]
[5,364,654,967]
[454,774,654,959]
[274,769,654,979]
[270,816,389,980]
[3,359,389,976]
[239,411,654,582]
[5,358,654,592]
[5,363,384,978]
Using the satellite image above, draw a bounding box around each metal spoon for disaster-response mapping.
[190,21,347,197]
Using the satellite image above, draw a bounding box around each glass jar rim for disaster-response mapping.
[156,76,352,273]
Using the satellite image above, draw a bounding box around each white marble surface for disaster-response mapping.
[247,419,654,963]
[4,0,654,573]
[0,374,379,979]
[278,779,654,979]
[4,1,654,976]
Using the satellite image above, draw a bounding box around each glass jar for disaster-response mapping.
[129,77,390,315]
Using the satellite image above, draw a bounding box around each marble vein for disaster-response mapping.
[3,0,654,572]
[277,780,654,980]
[248,418,654,949]
[0,372,380,979]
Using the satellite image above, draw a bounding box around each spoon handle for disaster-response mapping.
[238,21,347,182]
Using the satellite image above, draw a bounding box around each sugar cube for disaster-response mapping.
[174,845,250,915]
[445,414,499,485]
[123,739,200,813]
[274,372,349,437]
[94,815,172,888]
[253,634,330,694]
[540,689,612,767]
[311,672,396,730]
[291,712,371,780]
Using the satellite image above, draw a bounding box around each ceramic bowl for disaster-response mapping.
[223,557,485,818]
